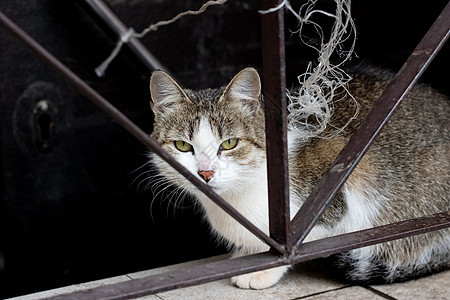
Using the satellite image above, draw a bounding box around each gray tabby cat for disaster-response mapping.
[149,67,449,289]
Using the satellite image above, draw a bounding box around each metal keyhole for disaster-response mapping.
[34,100,54,153]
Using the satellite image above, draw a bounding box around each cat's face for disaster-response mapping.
[149,68,266,197]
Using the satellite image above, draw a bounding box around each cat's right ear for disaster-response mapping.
[219,67,262,112]
[150,71,191,117]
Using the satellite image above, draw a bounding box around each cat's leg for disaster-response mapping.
[230,249,289,289]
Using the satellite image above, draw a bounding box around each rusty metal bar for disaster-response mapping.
[292,211,450,263]
[82,0,169,73]
[42,212,450,299]
[0,10,284,254]
[260,0,291,249]
[290,1,450,250]
[44,253,286,300]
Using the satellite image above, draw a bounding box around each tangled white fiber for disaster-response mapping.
[263,0,359,141]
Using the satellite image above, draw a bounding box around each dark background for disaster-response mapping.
[0,0,448,297]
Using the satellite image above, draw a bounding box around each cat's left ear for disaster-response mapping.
[219,67,261,112]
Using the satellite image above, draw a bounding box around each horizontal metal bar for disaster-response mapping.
[290,1,450,250]
[292,211,450,263]
[0,10,284,254]
[83,0,168,73]
[44,253,287,300]
[260,0,291,248]
[41,212,449,299]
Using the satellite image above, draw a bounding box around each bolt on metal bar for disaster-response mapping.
[40,212,449,300]
[0,10,284,254]
[260,0,291,249]
[82,0,169,73]
[290,1,450,250]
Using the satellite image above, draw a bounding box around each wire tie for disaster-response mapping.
[95,28,136,77]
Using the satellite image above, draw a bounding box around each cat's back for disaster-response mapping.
[290,67,449,283]
[356,68,448,219]
[290,66,449,220]
[346,67,449,146]
[337,67,449,213]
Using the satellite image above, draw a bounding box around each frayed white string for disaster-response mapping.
[133,0,228,39]
[258,0,287,15]
[96,0,228,77]
[285,0,359,141]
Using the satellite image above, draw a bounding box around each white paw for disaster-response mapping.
[231,266,287,289]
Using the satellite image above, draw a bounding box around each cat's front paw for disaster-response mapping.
[231,266,287,289]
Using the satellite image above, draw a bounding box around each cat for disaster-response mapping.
[148,67,449,289]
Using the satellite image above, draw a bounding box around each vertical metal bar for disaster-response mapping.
[83,0,168,73]
[260,0,291,249]
[0,10,285,254]
[290,1,450,250]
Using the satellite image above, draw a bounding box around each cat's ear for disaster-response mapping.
[150,70,191,116]
[220,67,262,112]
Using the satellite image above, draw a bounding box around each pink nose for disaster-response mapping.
[198,170,214,183]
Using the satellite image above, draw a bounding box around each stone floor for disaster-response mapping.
[8,255,450,300]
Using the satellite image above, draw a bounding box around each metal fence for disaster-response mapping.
[0,0,449,299]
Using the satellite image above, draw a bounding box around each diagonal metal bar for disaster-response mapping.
[0,10,284,254]
[40,212,449,300]
[260,0,291,249]
[290,1,450,250]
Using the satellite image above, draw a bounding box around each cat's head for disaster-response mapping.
[149,68,266,198]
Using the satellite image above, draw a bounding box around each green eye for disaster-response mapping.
[220,139,238,151]
[174,140,193,152]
